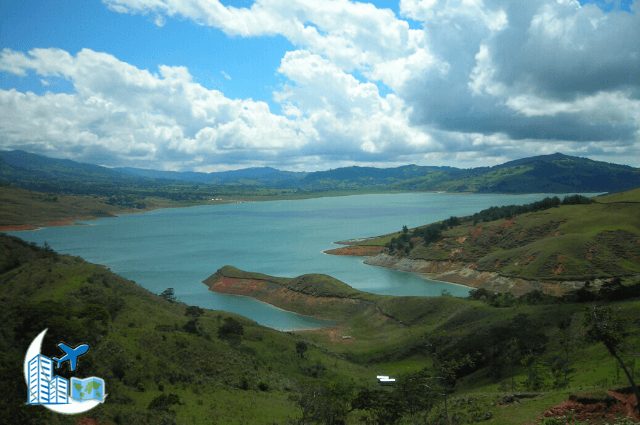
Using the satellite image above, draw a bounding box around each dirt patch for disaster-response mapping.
[324,246,384,257]
[469,226,484,242]
[539,390,639,423]
[45,221,85,227]
[0,224,39,231]
[295,326,354,345]
[208,276,269,296]
[500,217,517,229]
[557,254,567,261]
[76,418,103,425]
[552,263,565,276]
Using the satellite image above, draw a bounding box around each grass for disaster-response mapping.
[4,188,640,424]
[0,184,412,229]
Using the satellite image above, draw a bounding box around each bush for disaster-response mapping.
[218,317,244,339]
[148,393,182,414]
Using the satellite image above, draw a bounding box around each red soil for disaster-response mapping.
[540,390,639,423]
[212,276,266,294]
[552,263,565,276]
[0,224,39,231]
[324,245,384,256]
[76,418,102,425]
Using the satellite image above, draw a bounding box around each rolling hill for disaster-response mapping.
[2,149,640,195]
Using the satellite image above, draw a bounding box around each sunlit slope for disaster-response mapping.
[391,152,640,193]
[0,184,117,227]
[0,235,373,425]
[359,190,640,281]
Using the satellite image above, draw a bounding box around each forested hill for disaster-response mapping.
[2,149,640,194]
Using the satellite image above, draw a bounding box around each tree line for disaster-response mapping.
[385,195,594,254]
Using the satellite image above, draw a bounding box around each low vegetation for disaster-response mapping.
[358,192,640,282]
[4,181,640,424]
[3,234,640,424]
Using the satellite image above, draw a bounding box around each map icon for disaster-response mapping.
[70,377,106,402]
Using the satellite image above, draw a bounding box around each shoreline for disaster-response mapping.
[2,189,584,233]
[206,282,336,328]
[333,249,587,296]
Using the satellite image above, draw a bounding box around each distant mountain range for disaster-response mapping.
[1,149,640,194]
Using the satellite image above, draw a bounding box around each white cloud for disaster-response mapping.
[220,70,231,80]
[0,47,441,170]
[0,48,311,169]
[2,0,640,170]
[154,14,166,27]
[101,0,443,90]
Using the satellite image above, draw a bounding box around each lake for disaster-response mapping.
[8,192,588,330]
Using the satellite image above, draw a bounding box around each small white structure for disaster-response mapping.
[376,375,396,386]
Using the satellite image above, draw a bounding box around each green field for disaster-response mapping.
[3,234,640,424]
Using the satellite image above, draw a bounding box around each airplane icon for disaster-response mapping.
[52,343,89,372]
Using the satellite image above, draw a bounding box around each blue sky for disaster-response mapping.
[1,0,639,172]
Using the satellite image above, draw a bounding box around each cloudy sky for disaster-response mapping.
[1,0,638,172]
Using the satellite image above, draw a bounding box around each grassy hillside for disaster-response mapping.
[356,191,640,283]
[4,150,640,197]
[0,235,375,424]
[391,153,640,194]
[3,235,640,424]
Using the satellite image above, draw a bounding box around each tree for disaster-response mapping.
[218,317,244,342]
[185,306,204,319]
[296,341,308,359]
[582,305,640,410]
[424,331,475,425]
[505,338,519,392]
[159,288,177,303]
[520,353,552,391]
[183,306,205,337]
[352,388,406,425]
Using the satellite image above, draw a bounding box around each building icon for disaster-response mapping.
[27,354,69,405]
[52,376,69,403]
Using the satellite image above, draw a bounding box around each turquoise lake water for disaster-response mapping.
[8,192,589,330]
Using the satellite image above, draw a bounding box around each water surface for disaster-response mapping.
[9,192,587,330]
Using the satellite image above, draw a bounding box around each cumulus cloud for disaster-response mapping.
[101,0,441,88]
[2,0,640,170]
[395,0,640,158]
[0,48,310,169]
[0,47,437,170]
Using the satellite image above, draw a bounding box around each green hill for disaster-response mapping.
[356,191,640,285]
[3,235,640,424]
[3,150,640,196]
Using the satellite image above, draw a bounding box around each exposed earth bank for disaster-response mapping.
[359,252,588,296]
[202,266,377,322]
[540,389,639,423]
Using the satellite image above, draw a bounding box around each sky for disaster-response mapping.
[0,0,639,172]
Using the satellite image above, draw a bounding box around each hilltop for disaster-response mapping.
[3,150,640,229]
[327,190,640,295]
[3,150,640,197]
